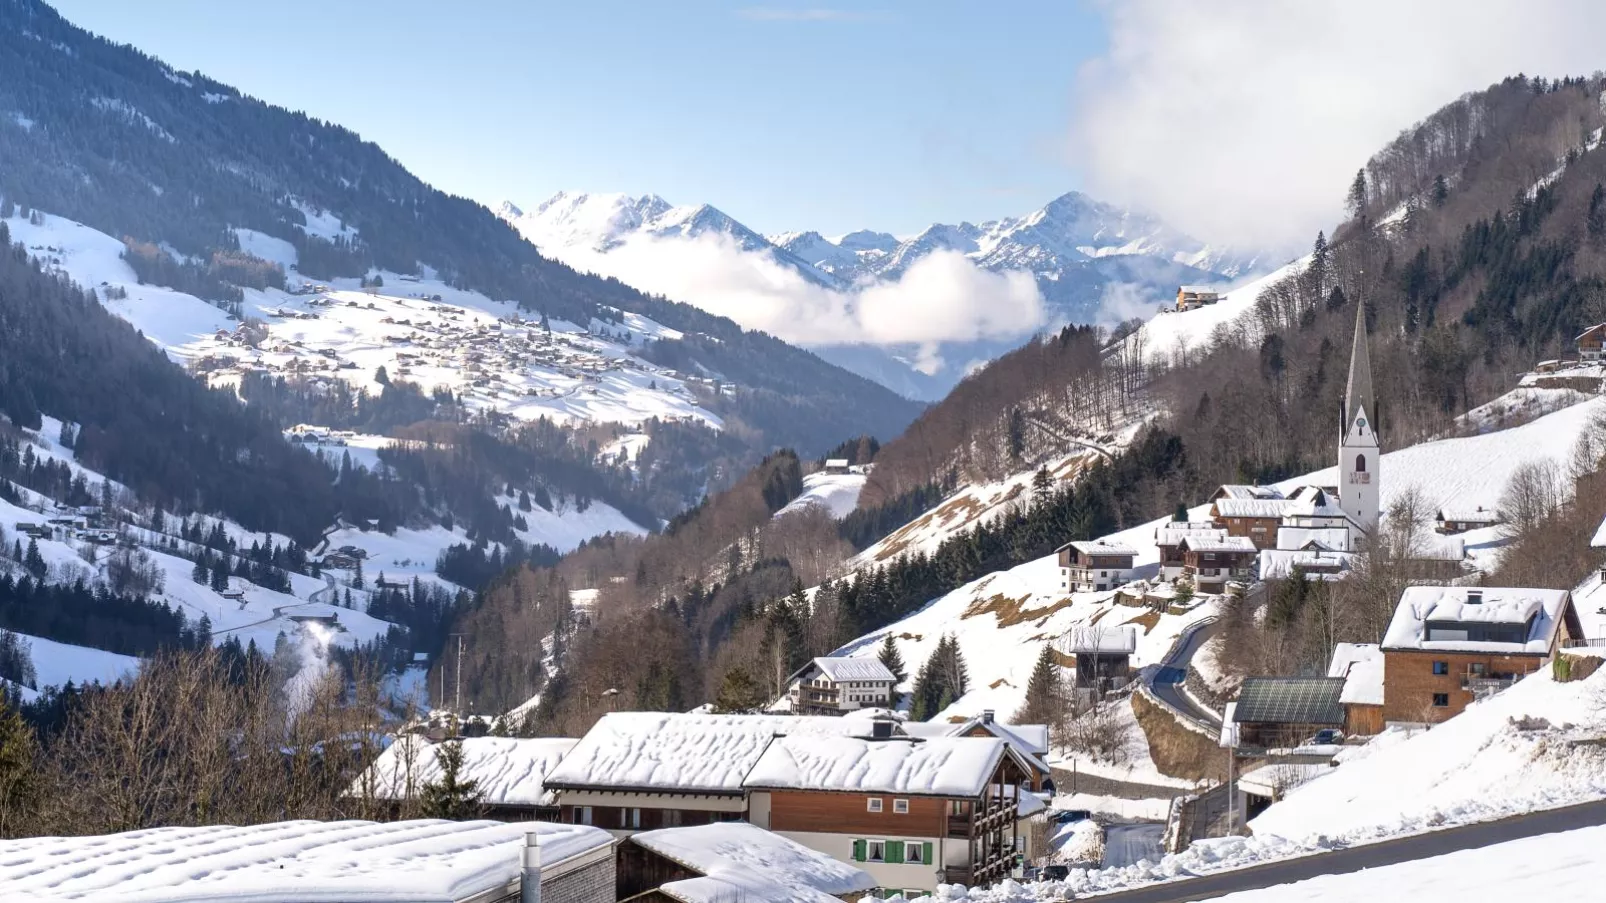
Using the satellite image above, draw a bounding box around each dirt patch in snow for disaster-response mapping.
[1123,611,1162,634]
[963,592,1078,628]
[1132,691,1227,782]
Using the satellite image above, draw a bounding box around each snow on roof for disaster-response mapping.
[1258,549,1353,580]
[1592,513,1606,548]
[1178,285,1220,294]
[1438,506,1500,524]
[1155,521,1226,545]
[1277,527,1351,552]
[899,718,1051,759]
[1061,538,1138,557]
[1576,322,1606,340]
[353,736,577,807]
[743,735,1006,798]
[0,819,612,903]
[1215,484,1285,500]
[809,656,896,683]
[1412,533,1467,561]
[1213,498,1294,518]
[1383,586,1572,653]
[544,712,867,794]
[1064,625,1139,655]
[628,822,872,903]
[1178,535,1258,554]
[1327,643,1384,706]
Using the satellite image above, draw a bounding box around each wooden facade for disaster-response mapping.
[1212,512,1282,550]
[1380,649,1548,723]
[559,802,743,833]
[1343,702,1385,736]
[1579,323,1606,360]
[1180,547,1256,592]
[1057,543,1136,592]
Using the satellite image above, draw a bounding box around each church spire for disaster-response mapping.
[1344,300,1373,427]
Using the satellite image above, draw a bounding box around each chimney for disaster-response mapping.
[1466,590,1483,605]
[871,719,893,740]
[981,709,994,725]
[521,831,541,903]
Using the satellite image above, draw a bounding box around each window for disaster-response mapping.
[1432,661,1449,676]
[1355,454,1367,473]
[904,841,926,864]
[867,840,886,862]
[892,798,909,814]
[1432,693,1450,707]
[575,806,593,826]
[621,807,641,829]
[867,798,884,813]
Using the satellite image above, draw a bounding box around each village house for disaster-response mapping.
[787,656,898,715]
[614,821,873,903]
[1056,539,1137,593]
[903,710,1055,794]
[1175,285,1222,311]
[1380,586,1581,724]
[1060,625,1138,692]
[1435,506,1501,535]
[1229,677,1346,750]
[1209,496,1291,550]
[823,458,852,475]
[1155,521,1227,581]
[1176,534,1258,593]
[1327,642,1384,737]
[545,713,869,835]
[744,729,1031,895]
[352,735,578,822]
[1579,322,1606,361]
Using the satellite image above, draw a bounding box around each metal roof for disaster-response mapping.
[1232,677,1346,726]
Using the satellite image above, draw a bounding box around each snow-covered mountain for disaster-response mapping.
[498,190,1280,400]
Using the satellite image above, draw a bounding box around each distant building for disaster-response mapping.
[1155,521,1227,581]
[1435,506,1500,535]
[1176,534,1258,593]
[1209,497,1290,550]
[1056,539,1137,593]
[1578,322,1606,361]
[1062,626,1138,691]
[1175,286,1222,311]
[1230,677,1346,750]
[1327,642,1384,736]
[823,458,851,475]
[1379,586,1580,724]
[788,656,898,715]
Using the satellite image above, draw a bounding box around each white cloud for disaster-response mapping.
[1071,0,1606,248]
[548,231,1045,369]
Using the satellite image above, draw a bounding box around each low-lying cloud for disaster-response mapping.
[549,231,1045,371]
[1071,0,1606,249]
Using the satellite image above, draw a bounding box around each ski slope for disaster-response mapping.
[776,471,865,520]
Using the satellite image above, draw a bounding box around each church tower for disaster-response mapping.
[1340,301,1380,536]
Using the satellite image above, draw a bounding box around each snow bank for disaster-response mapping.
[631,822,872,903]
[354,735,578,806]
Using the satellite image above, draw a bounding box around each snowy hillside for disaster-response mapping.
[776,471,866,520]
[1127,255,1307,368]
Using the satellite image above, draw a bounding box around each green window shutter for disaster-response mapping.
[886,840,905,864]
[923,841,933,865]
[852,839,866,862]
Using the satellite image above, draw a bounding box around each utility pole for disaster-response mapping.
[452,633,466,714]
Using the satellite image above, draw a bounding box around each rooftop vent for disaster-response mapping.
[1466,590,1484,604]
[871,719,894,740]
[981,709,995,724]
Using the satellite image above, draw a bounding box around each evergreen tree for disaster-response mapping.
[1587,183,1606,238]
[1014,644,1064,727]
[1432,173,1449,207]
[352,559,365,590]
[877,633,907,685]
[1007,408,1026,462]
[22,540,45,580]
[1173,502,1188,522]
[1346,168,1368,218]
[1031,467,1052,505]
[0,697,37,835]
[419,737,483,819]
[191,555,210,585]
[713,666,766,713]
[210,560,231,593]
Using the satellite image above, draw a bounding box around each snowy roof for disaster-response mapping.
[1177,535,1258,554]
[900,717,1051,759]
[1064,625,1139,655]
[1214,484,1285,501]
[1016,788,1049,817]
[1576,322,1606,340]
[806,656,896,683]
[1592,513,1606,549]
[352,735,577,807]
[1277,527,1351,552]
[1059,538,1138,557]
[1178,285,1220,294]
[0,819,612,903]
[1327,643,1384,706]
[628,822,872,903]
[743,735,1006,798]
[1281,488,1348,518]
[1413,533,1467,561]
[1437,506,1500,524]
[1383,586,1572,654]
[1155,521,1226,546]
[545,712,868,794]
[1258,549,1353,580]
[1213,498,1294,519]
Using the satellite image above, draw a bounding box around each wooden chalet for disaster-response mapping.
[351,735,577,822]
[1435,506,1500,535]
[1176,534,1257,593]
[1176,285,1222,311]
[1209,497,1292,550]
[1579,322,1606,361]
[1056,539,1137,593]
[1327,643,1384,736]
[1062,626,1138,691]
[787,656,897,716]
[1155,521,1227,582]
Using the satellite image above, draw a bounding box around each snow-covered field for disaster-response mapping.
[4,632,139,702]
[5,207,723,431]
[1127,256,1303,368]
[777,471,866,520]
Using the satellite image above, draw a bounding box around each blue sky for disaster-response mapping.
[51,1,1106,236]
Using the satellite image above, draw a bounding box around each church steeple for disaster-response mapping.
[1339,300,1380,536]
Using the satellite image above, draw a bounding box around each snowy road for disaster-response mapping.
[1148,617,1222,728]
[1102,824,1165,869]
[1086,798,1606,902]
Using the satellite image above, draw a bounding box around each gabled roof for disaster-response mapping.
[351,735,577,807]
[545,713,868,794]
[1326,643,1384,706]
[743,735,1007,798]
[798,656,896,684]
[1056,538,1139,557]
[1576,322,1606,341]
[1437,506,1499,524]
[1232,677,1346,726]
[629,822,873,903]
[1178,285,1221,295]
[1213,498,1295,519]
[1063,625,1139,655]
[1214,484,1285,501]
[1258,549,1353,580]
[1277,527,1351,553]
[1177,535,1258,554]
[1156,521,1226,546]
[899,717,1051,767]
[1382,586,1573,654]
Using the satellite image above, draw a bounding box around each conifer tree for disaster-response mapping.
[877,633,907,686]
[1432,173,1449,207]
[713,666,766,713]
[420,737,483,820]
[22,540,45,580]
[0,697,37,836]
